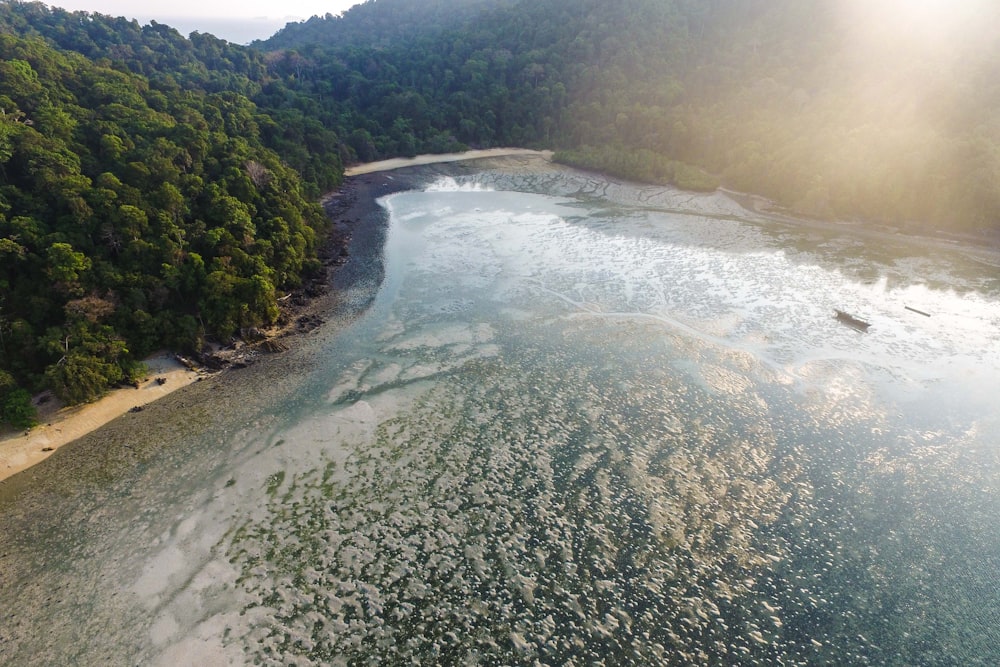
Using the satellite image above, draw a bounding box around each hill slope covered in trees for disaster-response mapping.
[258,0,1000,233]
[0,4,334,421]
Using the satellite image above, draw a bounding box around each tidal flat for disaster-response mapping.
[2,156,999,666]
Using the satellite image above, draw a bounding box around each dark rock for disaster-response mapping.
[198,353,229,371]
[257,339,290,353]
[243,327,266,342]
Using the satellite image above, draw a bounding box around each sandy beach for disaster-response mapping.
[0,354,202,483]
[344,148,551,176]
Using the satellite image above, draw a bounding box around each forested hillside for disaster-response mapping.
[0,3,333,422]
[2,0,999,425]
[0,1,345,195]
[260,0,518,52]
[258,0,1000,234]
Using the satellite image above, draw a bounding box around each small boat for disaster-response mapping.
[834,309,871,332]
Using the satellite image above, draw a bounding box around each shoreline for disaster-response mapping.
[717,187,1000,262]
[0,156,436,489]
[3,146,996,487]
[0,354,202,483]
[344,148,551,176]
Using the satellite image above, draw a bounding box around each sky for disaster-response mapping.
[46,1,362,43]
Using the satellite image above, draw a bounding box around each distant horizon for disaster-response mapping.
[144,15,302,44]
[46,1,359,43]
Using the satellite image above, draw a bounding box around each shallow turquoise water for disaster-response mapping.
[2,172,999,665]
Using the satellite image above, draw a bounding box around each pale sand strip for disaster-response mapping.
[344,148,552,176]
[0,353,201,483]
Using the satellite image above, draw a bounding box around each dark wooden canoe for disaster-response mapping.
[834,309,871,332]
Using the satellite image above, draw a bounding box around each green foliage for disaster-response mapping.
[0,369,36,428]
[46,242,90,286]
[0,6,329,404]
[120,359,148,386]
[45,352,123,404]
[2,387,36,429]
[42,320,128,404]
[260,0,517,51]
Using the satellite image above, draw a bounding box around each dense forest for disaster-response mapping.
[256,0,1000,232]
[2,0,999,425]
[0,2,337,424]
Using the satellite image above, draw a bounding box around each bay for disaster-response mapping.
[2,163,998,665]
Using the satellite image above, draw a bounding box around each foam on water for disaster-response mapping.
[425,176,495,192]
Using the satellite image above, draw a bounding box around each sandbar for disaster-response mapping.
[344,148,551,176]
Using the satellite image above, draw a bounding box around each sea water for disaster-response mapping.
[2,170,999,665]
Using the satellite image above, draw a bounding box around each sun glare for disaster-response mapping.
[837,0,994,73]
